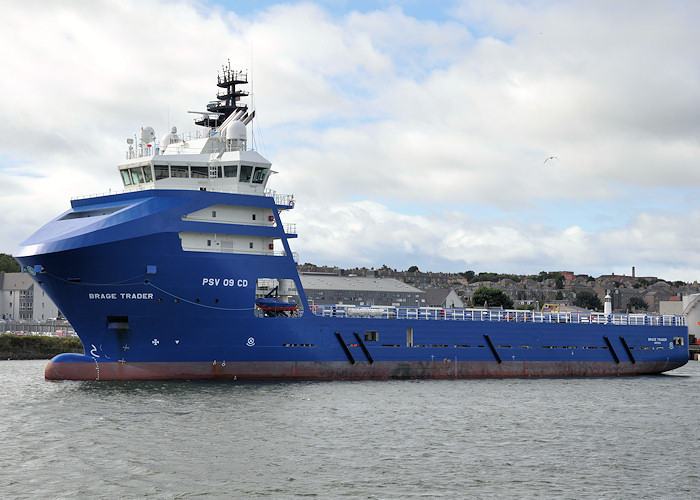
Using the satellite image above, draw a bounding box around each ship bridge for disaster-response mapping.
[119,60,269,197]
[118,84,274,197]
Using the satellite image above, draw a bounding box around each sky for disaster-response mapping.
[1,0,699,281]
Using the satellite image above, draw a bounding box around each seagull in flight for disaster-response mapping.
[544,156,559,164]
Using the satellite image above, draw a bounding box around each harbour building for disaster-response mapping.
[300,274,426,307]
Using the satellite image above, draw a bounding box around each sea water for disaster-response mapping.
[1,360,698,498]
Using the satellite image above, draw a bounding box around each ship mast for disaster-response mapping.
[195,59,249,128]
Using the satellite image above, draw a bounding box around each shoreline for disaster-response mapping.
[0,334,83,360]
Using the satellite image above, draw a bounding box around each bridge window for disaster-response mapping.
[130,167,145,184]
[240,165,253,182]
[154,164,169,180]
[191,166,208,178]
[120,169,132,186]
[143,166,153,182]
[252,167,268,184]
[223,165,238,178]
[171,165,188,178]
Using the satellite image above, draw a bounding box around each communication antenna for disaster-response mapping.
[248,43,268,158]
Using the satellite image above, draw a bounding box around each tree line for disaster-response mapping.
[470,286,649,313]
[0,253,20,273]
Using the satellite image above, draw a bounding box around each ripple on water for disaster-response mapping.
[1,360,699,498]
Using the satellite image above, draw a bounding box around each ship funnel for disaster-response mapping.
[242,109,256,125]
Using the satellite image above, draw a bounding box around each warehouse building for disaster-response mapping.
[300,274,426,307]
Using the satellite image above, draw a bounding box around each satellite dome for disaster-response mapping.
[225,120,246,141]
[160,126,181,151]
[140,126,156,144]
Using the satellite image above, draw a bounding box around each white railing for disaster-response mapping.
[273,251,299,262]
[126,144,161,160]
[73,186,292,202]
[310,305,686,327]
[266,190,294,207]
[71,187,137,200]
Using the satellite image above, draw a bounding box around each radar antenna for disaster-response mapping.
[195,59,249,128]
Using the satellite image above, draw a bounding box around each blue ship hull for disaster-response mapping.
[15,189,689,381]
[13,64,689,380]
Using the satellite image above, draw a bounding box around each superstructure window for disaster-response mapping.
[130,167,145,184]
[252,167,268,184]
[191,166,208,178]
[223,165,238,178]
[120,170,132,186]
[171,165,188,178]
[154,164,169,180]
[143,166,153,182]
[240,165,253,182]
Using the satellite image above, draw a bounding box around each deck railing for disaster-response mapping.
[311,305,686,327]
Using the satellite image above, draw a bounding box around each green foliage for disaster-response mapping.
[0,334,83,359]
[471,286,514,309]
[531,271,562,283]
[573,290,603,312]
[555,275,565,289]
[672,280,685,288]
[460,270,476,281]
[555,290,564,300]
[468,272,521,284]
[635,278,660,288]
[626,296,649,312]
[407,265,419,273]
[0,253,20,273]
